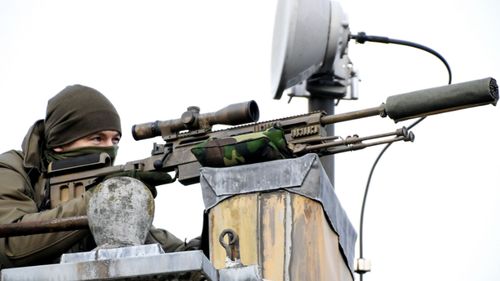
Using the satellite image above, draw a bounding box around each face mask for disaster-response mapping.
[45,146,119,165]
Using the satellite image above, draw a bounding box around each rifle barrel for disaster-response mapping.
[320,106,385,125]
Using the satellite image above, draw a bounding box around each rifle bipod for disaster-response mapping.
[291,127,415,156]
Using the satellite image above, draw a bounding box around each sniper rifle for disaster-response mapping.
[45,77,497,209]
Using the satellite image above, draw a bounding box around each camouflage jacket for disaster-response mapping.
[0,150,93,268]
[0,150,189,269]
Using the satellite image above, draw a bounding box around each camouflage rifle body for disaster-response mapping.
[47,77,498,208]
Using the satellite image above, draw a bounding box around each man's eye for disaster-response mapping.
[112,137,121,144]
[90,136,102,143]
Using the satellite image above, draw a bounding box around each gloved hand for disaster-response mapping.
[103,170,175,198]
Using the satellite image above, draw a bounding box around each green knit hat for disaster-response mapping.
[44,85,122,148]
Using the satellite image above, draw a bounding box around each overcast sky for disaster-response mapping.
[0,1,499,281]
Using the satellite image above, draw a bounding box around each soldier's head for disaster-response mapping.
[45,85,122,152]
[22,85,122,169]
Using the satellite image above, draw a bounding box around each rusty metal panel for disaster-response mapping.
[260,192,286,281]
[209,191,288,279]
[201,153,357,277]
[208,191,353,281]
[209,193,259,269]
[288,194,352,281]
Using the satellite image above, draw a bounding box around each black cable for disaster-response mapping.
[352,32,453,281]
[351,32,452,85]
[359,141,392,259]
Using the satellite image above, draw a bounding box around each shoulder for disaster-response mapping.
[0,150,32,187]
[0,150,24,171]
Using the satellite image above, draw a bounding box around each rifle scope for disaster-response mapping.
[132,100,260,140]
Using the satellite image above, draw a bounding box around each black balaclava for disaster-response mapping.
[22,85,122,171]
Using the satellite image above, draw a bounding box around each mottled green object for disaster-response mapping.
[191,127,292,167]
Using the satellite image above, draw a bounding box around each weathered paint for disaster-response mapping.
[209,193,259,269]
[208,190,353,281]
[260,191,286,281]
[289,194,352,281]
